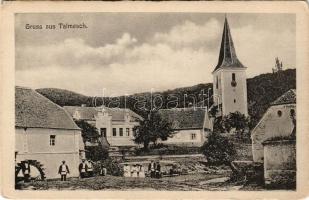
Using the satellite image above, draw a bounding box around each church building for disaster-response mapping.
[212,17,248,116]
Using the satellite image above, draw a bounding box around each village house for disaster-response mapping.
[15,86,85,179]
[64,105,143,147]
[251,89,296,187]
[251,89,296,162]
[157,108,212,147]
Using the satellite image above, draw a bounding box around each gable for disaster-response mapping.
[63,106,142,122]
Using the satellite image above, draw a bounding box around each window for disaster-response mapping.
[50,135,56,146]
[290,109,295,117]
[119,128,123,136]
[126,128,130,136]
[191,133,196,140]
[277,110,282,117]
[234,99,236,103]
[100,128,106,137]
[113,128,117,136]
[232,73,236,81]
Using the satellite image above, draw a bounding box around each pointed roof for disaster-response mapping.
[213,17,245,72]
[271,89,296,106]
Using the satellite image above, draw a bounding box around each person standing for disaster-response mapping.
[79,159,87,178]
[155,161,161,179]
[148,160,156,178]
[100,163,107,176]
[132,164,138,178]
[123,164,130,177]
[87,160,94,177]
[23,160,31,183]
[139,164,145,178]
[58,160,70,181]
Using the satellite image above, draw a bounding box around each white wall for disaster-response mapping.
[251,103,296,162]
[213,68,248,116]
[106,122,137,146]
[15,127,83,179]
[160,129,206,147]
[95,112,139,147]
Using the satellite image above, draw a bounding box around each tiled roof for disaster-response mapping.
[271,89,296,105]
[15,86,80,130]
[213,17,245,72]
[63,106,143,121]
[158,108,207,130]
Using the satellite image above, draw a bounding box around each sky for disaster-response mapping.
[15,13,295,96]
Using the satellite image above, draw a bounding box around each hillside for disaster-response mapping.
[36,88,90,107]
[36,68,296,126]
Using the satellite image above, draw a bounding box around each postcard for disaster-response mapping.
[0,1,308,199]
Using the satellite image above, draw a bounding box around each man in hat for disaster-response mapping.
[79,159,87,178]
[58,160,70,181]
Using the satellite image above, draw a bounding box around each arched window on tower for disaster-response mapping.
[231,73,237,87]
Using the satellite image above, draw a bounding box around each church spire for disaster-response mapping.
[213,16,244,72]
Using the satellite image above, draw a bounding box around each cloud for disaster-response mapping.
[16,33,137,70]
[232,25,295,77]
[153,19,221,48]
[16,17,295,96]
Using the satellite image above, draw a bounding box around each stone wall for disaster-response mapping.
[263,140,296,189]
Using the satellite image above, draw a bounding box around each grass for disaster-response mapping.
[18,172,242,191]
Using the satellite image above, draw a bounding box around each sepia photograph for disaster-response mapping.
[1,0,308,198]
[12,11,299,191]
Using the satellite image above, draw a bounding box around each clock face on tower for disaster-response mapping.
[231,80,237,87]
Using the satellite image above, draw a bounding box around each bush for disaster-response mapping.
[134,144,201,156]
[201,132,236,165]
[85,144,109,162]
[98,158,124,176]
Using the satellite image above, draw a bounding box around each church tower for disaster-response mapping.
[212,17,248,116]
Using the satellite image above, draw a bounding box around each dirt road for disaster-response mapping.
[18,173,249,191]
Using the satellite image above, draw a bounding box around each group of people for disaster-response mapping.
[123,160,162,178]
[148,160,161,178]
[123,164,145,178]
[20,159,163,182]
[78,159,95,178]
[57,159,105,181]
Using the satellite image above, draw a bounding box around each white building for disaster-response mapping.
[212,17,248,116]
[15,86,85,179]
[64,106,142,147]
[251,89,296,162]
[158,108,212,147]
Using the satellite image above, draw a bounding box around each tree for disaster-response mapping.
[133,111,174,150]
[220,112,250,141]
[74,119,101,143]
[74,119,109,160]
[201,132,236,166]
